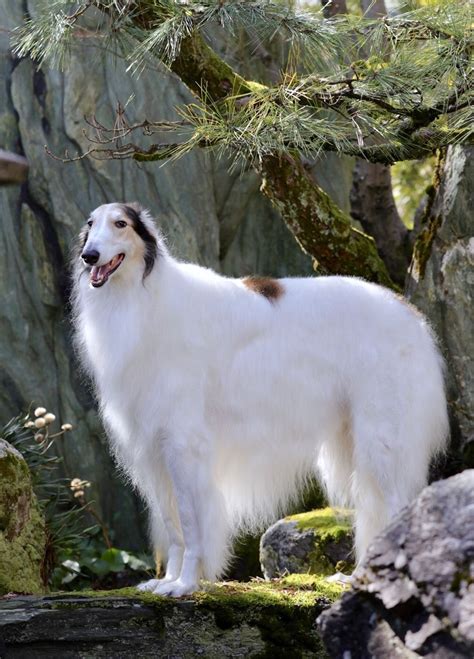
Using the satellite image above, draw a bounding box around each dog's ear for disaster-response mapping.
[124,201,143,215]
[79,225,89,250]
[72,225,89,260]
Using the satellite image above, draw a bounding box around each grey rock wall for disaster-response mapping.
[0,1,353,548]
[407,146,474,468]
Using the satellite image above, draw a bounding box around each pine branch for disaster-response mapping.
[13,1,473,163]
[12,0,473,287]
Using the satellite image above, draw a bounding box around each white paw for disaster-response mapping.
[137,578,161,592]
[152,579,199,597]
[326,571,353,585]
[137,576,177,592]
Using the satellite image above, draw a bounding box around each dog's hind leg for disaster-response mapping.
[350,398,422,563]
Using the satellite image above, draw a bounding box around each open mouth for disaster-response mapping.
[90,254,125,288]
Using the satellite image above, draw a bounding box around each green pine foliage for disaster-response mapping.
[11,0,473,167]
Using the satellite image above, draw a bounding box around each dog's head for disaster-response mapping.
[78,202,159,288]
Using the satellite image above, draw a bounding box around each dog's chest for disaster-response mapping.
[80,291,151,378]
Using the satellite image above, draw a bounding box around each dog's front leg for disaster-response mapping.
[150,441,205,597]
[137,506,184,594]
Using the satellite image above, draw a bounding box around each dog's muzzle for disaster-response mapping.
[85,253,125,288]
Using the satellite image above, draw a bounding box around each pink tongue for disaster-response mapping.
[90,264,109,282]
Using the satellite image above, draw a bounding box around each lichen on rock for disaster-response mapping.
[260,507,354,579]
[0,438,46,594]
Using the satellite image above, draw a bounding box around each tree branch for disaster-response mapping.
[35,0,472,286]
[166,33,394,285]
[260,154,393,286]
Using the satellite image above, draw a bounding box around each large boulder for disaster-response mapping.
[260,508,353,579]
[0,439,45,595]
[317,470,474,658]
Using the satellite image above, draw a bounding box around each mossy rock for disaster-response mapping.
[0,576,345,657]
[0,438,46,594]
[260,508,354,579]
[227,482,327,581]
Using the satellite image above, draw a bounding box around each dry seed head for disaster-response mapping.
[34,417,46,429]
[34,407,47,417]
[24,421,35,429]
[61,423,73,431]
[44,413,56,424]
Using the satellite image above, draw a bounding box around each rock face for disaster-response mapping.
[260,508,353,579]
[318,470,474,658]
[0,1,356,549]
[407,146,474,467]
[0,439,45,595]
[0,577,341,657]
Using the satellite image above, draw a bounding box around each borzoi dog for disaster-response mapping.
[73,202,448,597]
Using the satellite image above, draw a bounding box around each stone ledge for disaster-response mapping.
[0,150,28,186]
[0,576,343,658]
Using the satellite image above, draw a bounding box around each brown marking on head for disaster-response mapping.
[242,276,284,303]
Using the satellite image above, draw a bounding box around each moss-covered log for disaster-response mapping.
[0,577,344,657]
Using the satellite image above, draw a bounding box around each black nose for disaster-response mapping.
[81,249,100,265]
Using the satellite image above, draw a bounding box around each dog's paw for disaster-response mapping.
[325,571,352,586]
[152,578,199,598]
[137,578,163,592]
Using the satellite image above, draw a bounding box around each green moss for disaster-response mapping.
[172,33,266,101]
[279,507,355,577]
[260,156,396,289]
[289,507,352,540]
[67,573,344,608]
[0,441,46,595]
[411,151,447,280]
[42,577,346,658]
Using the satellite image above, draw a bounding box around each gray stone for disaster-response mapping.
[318,470,474,658]
[260,508,353,579]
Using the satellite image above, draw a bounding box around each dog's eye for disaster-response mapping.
[87,220,93,227]
[115,220,127,228]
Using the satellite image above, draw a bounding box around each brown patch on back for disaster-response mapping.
[242,276,284,302]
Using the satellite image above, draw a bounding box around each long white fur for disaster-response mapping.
[73,203,449,597]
